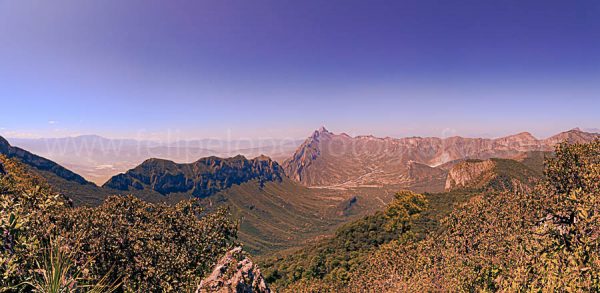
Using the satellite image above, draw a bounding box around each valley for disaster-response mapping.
[2,127,598,256]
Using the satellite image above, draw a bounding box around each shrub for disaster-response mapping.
[0,156,238,292]
[0,155,67,290]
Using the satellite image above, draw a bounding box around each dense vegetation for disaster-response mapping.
[0,155,237,292]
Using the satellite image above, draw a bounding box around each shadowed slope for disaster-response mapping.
[0,136,111,206]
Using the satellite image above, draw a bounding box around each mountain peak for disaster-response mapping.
[254,154,272,161]
[0,136,10,153]
[309,126,333,141]
[503,131,537,142]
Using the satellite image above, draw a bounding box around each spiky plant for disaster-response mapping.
[26,239,120,293]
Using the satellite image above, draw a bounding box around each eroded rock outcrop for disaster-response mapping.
[445,160,496,191]
[444,158,542,192]
[197,247,270,293]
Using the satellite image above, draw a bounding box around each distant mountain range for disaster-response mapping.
[7,135,303,185]
[283,127,599,188]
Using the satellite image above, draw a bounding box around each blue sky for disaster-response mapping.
[0,0,598,140]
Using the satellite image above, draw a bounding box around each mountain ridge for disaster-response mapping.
[103,154,285,198]
[283,128,599,187]
[0,135,112,206]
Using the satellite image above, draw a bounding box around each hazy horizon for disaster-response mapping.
[2,126,599,142]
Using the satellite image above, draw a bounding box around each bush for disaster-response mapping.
[0,156,238,292]
[51,196,237,292]
[0,155,68,290]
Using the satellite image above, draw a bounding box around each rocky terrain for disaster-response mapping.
[444,158,542,192]
[198,247,270,293]
[444,159,496,190]
[284,127,598,188]
[103,154,365,254]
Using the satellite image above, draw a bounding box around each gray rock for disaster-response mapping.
[197,247,270,293]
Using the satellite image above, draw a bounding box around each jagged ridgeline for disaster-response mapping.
[103,155,284,198]
[283,127,598,188]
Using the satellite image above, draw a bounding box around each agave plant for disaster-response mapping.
[25,238,120,293]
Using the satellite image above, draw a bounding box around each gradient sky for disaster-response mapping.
[0,0,599,140]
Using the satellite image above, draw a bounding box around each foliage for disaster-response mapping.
[506,140,600,290]
[383,191,428,233]
[0,155,68,290]
[272,140,600,292]
[26,238,119,293]
[0,155,238,292]
[51,196,237,292]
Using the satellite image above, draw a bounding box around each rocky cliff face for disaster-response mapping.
[104,155,284,198]
[197,247,270,293]
[444,158,543,192]
[284,128,598,188]
[445,160,496,191]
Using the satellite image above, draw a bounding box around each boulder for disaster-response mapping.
[197,247,270,293]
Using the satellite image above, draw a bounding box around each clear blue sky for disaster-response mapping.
[0,0,598,140]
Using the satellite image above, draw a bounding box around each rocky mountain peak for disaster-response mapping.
[317,126,329,133]
[513,132,536,140]
[310,126,333,140]
[254,154,272,161]
[544,128,600,144]
[496,132,538,145]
